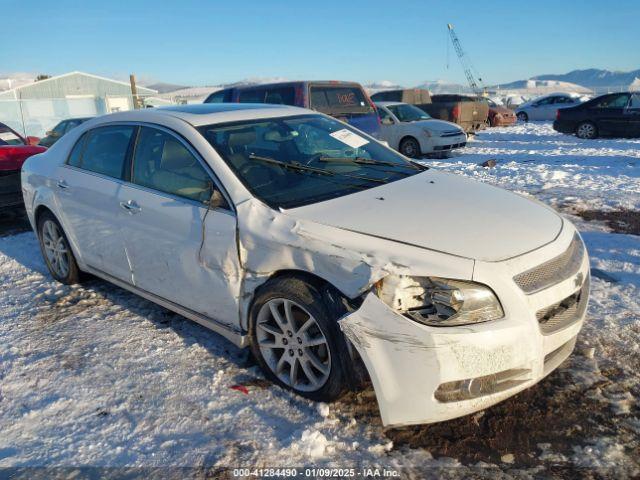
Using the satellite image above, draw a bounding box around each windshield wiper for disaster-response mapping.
[249,154,388,184]
[249,154,334,176]
[318,156,425,171]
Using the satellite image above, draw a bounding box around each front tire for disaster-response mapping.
[399,137,421,158]
[249,276,348,402]
[517,112,528,122]
[576,121,597,139]
[37,211,81,284]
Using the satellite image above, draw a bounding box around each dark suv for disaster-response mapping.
[553,92,640,139]
[204,81,380,137]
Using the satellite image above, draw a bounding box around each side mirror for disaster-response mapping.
[26,136,40,146]
[381,117,394,125]
[206,189,226,210]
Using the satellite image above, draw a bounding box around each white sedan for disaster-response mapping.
[375,101,467,158]
[22,104,589,427]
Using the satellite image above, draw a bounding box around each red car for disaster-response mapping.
[0,123,46,212]
[486,99,517,127]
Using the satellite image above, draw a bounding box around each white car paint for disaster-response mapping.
[22,104,589,427]
[516,92,588,121]
[375,102,467,156]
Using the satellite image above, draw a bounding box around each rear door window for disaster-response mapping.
[263,87,295,105]
[78,125,134,179]
[309,85,372,114]
[594,94,630,109]
[239,88,268,103]
[536,97,555,106]
[629,93,640,109]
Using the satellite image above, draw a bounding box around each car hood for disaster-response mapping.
[410,119,464,133]
[285,170,563,262]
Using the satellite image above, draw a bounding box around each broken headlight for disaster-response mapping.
[374,276,504,327]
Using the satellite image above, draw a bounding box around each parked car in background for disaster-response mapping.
[375,102,466,158]
[515,93,587,122]
[0,122,46,212]
[23,104,590,427]
[371,90,489,134]
[204,81,380,137]
[39,117,92,147]
[553,92,640,139]
[485,98,516,127]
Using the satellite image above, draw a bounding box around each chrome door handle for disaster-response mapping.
[57,180,69,189]
[120,200,142,214]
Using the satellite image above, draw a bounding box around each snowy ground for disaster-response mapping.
[0,122,639,478]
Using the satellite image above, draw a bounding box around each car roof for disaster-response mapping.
[87,103,313,128]
[217,80,364,91]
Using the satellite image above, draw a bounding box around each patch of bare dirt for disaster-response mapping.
[576,209,640,236]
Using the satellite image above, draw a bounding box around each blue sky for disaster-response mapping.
[2,0,639,87]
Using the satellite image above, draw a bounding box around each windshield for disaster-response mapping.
[198,114,425,209]
[0,127,24,146]
[387,104,431,122]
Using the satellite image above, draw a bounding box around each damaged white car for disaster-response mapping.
[22,104,590,427]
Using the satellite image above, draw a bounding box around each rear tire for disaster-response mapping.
[249,276,349,402]
[576,121,597,139]
[37,211,81,284]
[399,137,421,158]
[517,112,528,122]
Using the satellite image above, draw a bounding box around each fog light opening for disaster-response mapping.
[434,368,531,403]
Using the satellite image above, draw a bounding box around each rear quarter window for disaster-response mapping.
[67,133,88,167]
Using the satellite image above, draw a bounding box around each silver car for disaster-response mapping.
[516,93,587,122]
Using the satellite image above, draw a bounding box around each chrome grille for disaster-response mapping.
[536,278,589,335]
[440,130,464,137]
[513,233,584,294]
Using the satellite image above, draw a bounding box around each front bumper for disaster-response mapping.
[339,227,590,427]
[422,134,467,153]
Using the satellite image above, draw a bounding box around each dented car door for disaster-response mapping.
[117,125,243,329]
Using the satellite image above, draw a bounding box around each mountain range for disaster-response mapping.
[499,69,640,90]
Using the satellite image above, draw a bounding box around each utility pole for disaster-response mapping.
[130,74,141,109]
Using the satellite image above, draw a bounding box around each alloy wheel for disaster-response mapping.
[41,219,70,278]
[256,298,331,392]
[401,139,419,158]
[577,123,596,139]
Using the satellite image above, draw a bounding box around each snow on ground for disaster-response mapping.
[0,122,639,478]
